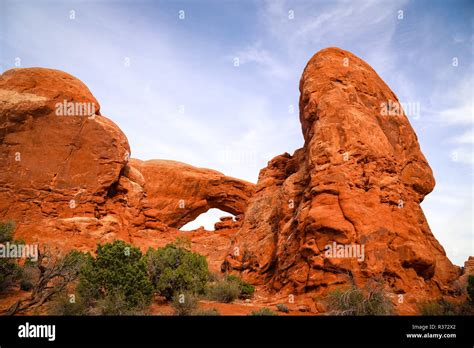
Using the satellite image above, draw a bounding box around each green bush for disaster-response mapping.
[145,243,209,300]
[276,303,289,313]
[78,241,152,309]
[0,220,15,243]
[207,280,240,303]
[468,275,474,304]
[418,299,474,316]
[49,293,87,316]
[0,257,18,291]
[0,221,20,291]
[250,307,277,316]
[226,275,255,299]
[171,292,198,316]
[325,283,394,316]
[94,291,148,315]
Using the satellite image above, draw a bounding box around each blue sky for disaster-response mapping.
[0,0,472,265]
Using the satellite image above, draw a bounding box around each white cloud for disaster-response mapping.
[451,129,474,144]
[233,42,291,80]
[431,70,473,126]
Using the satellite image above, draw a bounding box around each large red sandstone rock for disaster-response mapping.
[0,68,130,224]
[224,48,460,312]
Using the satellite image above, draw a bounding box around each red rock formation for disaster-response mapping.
[224,48,460,311]
[0,68,133,248]
[0,49,466,314]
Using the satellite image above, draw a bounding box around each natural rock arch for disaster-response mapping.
[129,159,255,229]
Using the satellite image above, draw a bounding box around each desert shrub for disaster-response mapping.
[418,298,474,316]
[5,248,90,315]
[0,256,18,291]
[145,243,209,300]
[93,291,148,315]
[0,220,15,243]
[78,241,152,309]
[276,303,289,313]
[208,272,220,282]
[49,293,87,316]
[194,308,220,316]
[468,275,474,304]
[207,280,240,303]
[325,283,394,316]
[418,299,458,316]
[18,261,37,292]
[226,275,255,299]
[171,292,198,316]
[0,221,21,291]
[250,307,277,316]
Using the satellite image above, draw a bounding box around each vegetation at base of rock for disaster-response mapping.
[91,291,149,315]
[0,220,15,243]
[206,279,240,303]
[418,298,474,316]
[171,292,198,316]
[325,282,394,316]
[0,221,19,291]
[77,241,152,309]
[6,248,89,315]
[417,279,474,316]
[276,303,290,313]
[145,240,209,300]
[49,293,88,315]
[467,275,474,304]
[225,275,255,299]
[250,307,277,316]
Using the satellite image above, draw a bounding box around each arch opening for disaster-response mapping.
[179,208,236,231]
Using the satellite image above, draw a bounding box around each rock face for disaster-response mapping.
[224,48,460,308]
[0,68,130,224]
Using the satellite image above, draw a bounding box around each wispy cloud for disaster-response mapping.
[233,42,291,80]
